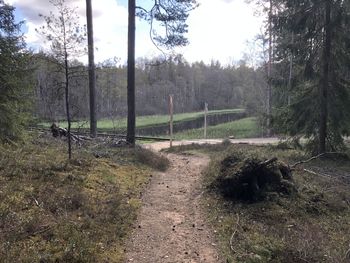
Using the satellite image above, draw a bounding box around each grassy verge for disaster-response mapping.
[171,143,350,263]
[38,109,244,131]
[174,117,260,140]
[0,136,168,262]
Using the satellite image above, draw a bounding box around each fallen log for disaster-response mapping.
[291,152,348,169]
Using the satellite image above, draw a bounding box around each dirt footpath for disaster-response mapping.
[125,153,220,263]
[145,137,280,152]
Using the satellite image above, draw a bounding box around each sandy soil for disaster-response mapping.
[125,138,279,262]
[124,152,221,263]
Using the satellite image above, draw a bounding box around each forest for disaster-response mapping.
[1,0,349,154]
[1,0,350,262]
[33,54,265,120]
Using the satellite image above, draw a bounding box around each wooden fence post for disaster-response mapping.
[169,95,174,147]
[204,102,208,139]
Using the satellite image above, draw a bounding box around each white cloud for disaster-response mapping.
[8,0,263,65]
[8,0,128,64]
[182,0,263,65]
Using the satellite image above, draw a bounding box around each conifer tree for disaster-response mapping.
[0,0,31,141]
[272,0,350,153]
[86,0,97,138]
[126,0,197,145]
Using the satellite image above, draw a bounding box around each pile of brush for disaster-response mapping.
[213,155,297,202]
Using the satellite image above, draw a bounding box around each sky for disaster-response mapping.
[6,0,264,65]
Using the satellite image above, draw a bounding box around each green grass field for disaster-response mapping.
[174,117,260,140]
[38,109,245,131]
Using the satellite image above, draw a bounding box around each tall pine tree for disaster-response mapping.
[126,0,198,145]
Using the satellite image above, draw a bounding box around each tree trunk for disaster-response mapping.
[62,15,72,160]
[64,50,72,159]
[288,33,294,106]
[86,0,97,137]
[266,0,273,137]
[127,0,136,145]
[319,0,331,153]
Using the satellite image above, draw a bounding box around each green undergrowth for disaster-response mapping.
[0,136,164,262]
[172,143,350,263]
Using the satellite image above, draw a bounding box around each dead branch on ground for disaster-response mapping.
[291,152,345,169]
[229,213,240,253]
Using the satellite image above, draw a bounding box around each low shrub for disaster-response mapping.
[134,147,170,172]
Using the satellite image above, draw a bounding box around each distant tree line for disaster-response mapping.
[31,54,267,121]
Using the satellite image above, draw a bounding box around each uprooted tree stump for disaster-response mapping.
[50,123,91,144]
[213,155,297,202]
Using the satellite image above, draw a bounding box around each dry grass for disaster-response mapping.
[134,147,170,172]
[0,135,158,262]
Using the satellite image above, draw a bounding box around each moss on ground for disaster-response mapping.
[172,143,350,263]
[0,136,159,262]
